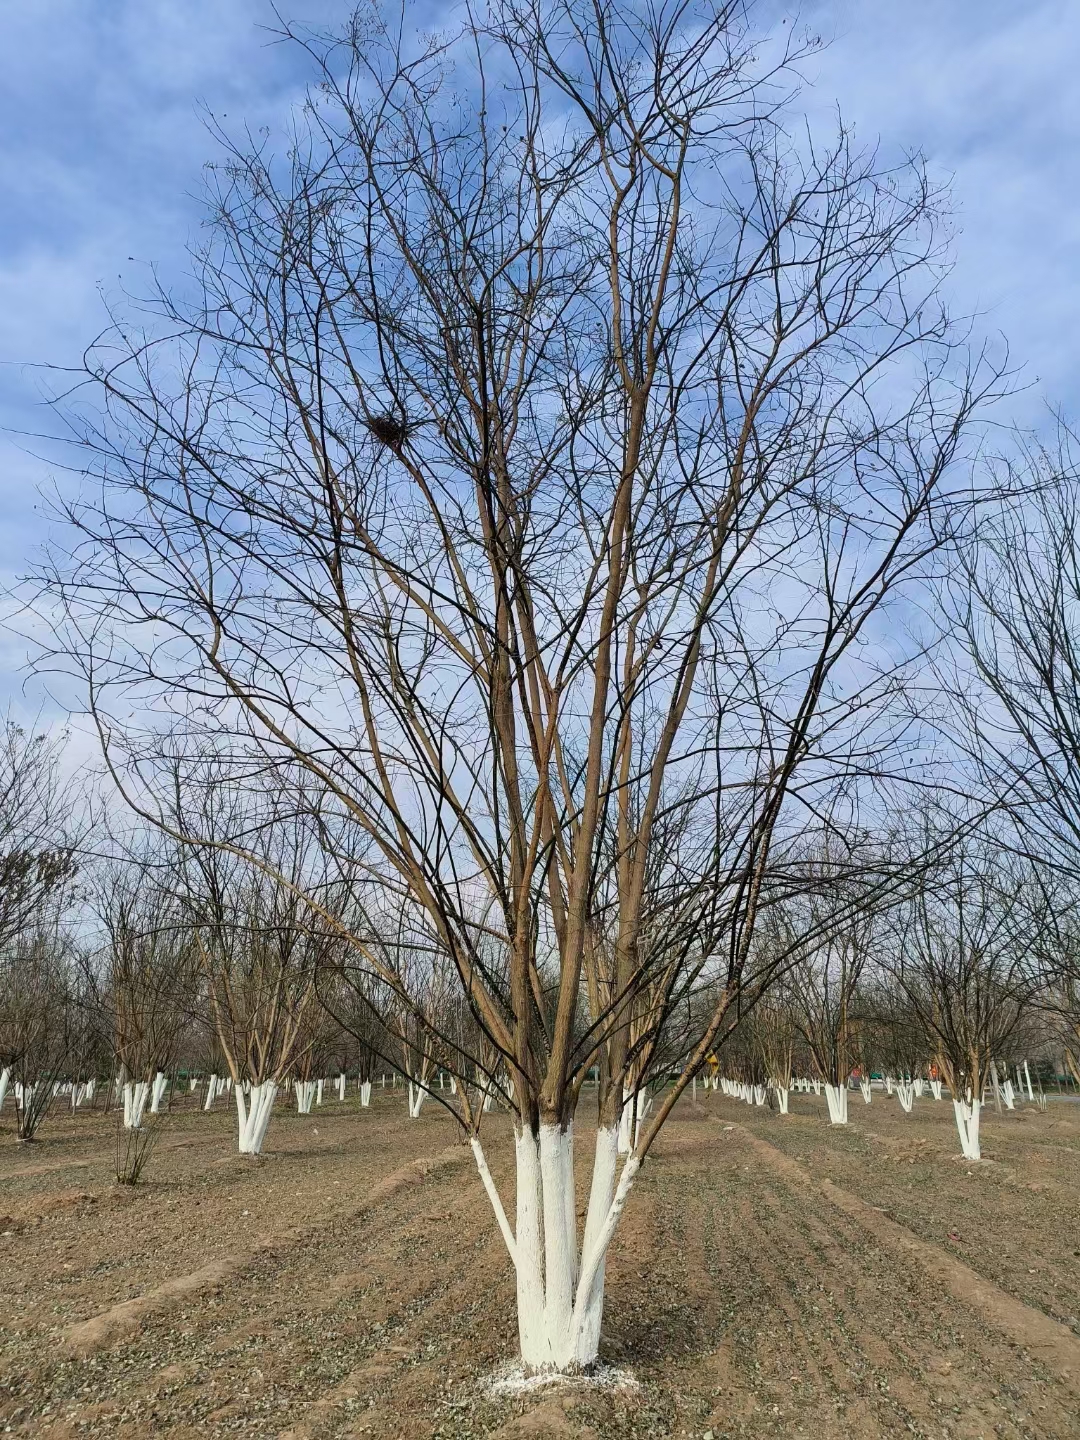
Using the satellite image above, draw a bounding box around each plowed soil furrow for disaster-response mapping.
[4,1097,1080,1438]
[758,1172,1041,1439]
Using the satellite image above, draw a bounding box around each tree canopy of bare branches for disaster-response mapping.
[42,0,1006,1371]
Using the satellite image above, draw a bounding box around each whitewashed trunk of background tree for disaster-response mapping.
[316,1078,324,1106]
[913,1078,925,1098]
[930,1080,943,1100]
[952,1097,981,1159]
[896,1081,915,1113]
[824,1083,848,1125]
[236,1081,277,1155]
[337,1073,346,1101]
[407,1082,427,1119]
[360,1081,371,1108]
[471,1123,639,1373]
[203,1074,219,1109]
[1023,1062,1034,1101]
[149,1071,168,1114]
[122,1080,150,1130]
[859,1079,872,1104]
[617,1089,653,1155]
[295,1080,316,1114]
[774,1084,790,1115]
[1002,1079,1015,1110]
[0,1067,11,1111]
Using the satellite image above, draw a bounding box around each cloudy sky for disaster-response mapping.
[0,0,1076,723]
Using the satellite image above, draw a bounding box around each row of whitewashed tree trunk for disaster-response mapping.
[706,1062,1040,1161]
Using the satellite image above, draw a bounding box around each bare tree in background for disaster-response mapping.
[781,897,874,1126]
[754,998,795,1114]
[90,866,197,1128]
[173,797,349,1156]
[947,444,1080,1085]
[889,838,1041,1160]
[44,0,1004,1371]
[0,929,85,1141]
[0,721,78,954]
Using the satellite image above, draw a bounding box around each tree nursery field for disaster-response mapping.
[1,1087,1078,1440]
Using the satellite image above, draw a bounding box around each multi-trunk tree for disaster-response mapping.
[47,0,1004,1373]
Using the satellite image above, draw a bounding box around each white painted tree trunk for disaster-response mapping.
[859,1079,872,1103]
[316,1078,324,1106]
[774,1085,789,1115]
[149,1071,168,1113]
[617,1089,653,1155]
[296,1080,316,1114]
[122,1080,150,1130]
[2,1066,14,1109]
[952,1097,982,1160]
[824,1083,848,1125]
[236,1081,277,1154]
[884,1075,894,1095]
[203,1074,219,1110]
[337,1073,346,1102]
[896,1080,915,1113]
[472,1123,639,1373]
[930,1080,943,1100]
[359,1081,371,1107]
[913,1078,925,1098]
[1002,1079,1015,1110]
[407,1081,426,1119]
[1023,1061,1034,1101]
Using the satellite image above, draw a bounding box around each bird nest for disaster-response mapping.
[366,413,409,448]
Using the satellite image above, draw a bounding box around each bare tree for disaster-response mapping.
[947,446,1080,1089]
[782,903,874,1126]
[754,999,795,1114]
[0,929,85,1141]
[889,839,1040,1159]
[175,805,347,1156]
[44,0,1003,1371]
[0,720,78,957]
[90,864,197,1128]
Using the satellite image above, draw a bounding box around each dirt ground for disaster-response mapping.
[1,1084,1079,1440]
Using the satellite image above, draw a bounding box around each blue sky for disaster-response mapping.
[1,0,1078,723]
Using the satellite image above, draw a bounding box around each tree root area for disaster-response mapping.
[1,1089,1079,1438]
